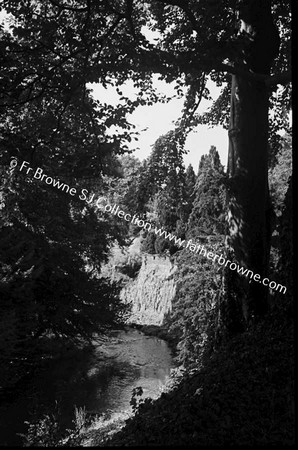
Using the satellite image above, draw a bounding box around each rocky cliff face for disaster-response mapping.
[120,254,177,326]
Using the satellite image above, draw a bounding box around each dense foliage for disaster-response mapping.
[0,0,291,332]
[138,131,189,254]
[0,0,292,446]
[0,160,129,391]
[108,300,294,446]
[188,145,226,236]
[0,2,138,391]
[165,147,226,366]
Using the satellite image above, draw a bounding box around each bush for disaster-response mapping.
[116,254,142,279]
[165,235,225,367]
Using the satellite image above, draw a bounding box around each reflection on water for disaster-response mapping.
[0,328,174,446]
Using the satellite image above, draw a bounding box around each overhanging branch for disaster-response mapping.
[217,63,292,87]
[134,44,291,88]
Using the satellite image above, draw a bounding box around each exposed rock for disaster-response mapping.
[120,253,177,326]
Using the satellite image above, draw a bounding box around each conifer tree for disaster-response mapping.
[166,146,226,366]
[147,130,187,230]
[138,131,188,254]
[188,146,226,237]
[184,164,196,219]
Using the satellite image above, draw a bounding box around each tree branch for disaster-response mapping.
[264,70,292,87]
[217,63,291,86]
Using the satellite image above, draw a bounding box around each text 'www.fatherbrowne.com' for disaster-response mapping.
[101,205,286,295]
[11,159,287,295]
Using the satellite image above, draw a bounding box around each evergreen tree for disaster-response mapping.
[185,164,196,218]
[124,160,152,217]
[188,146,226,237]
[0,171,128,389]
[148,130,187,230]
[122,158,148,218]
[141,130,188,254]
[166,146,227,364]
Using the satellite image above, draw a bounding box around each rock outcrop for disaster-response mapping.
[120,254,177,326]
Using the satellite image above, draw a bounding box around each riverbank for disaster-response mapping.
[102,303,294,446]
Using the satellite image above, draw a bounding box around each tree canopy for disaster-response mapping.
[0,2,293,445]
[0,0,292,371]
[188,146,226,236]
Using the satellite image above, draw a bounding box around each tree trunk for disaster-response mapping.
[220,0,280,334]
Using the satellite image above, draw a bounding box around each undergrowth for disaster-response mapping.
[102,299,294,446]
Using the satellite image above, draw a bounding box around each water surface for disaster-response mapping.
[0,328,173,446]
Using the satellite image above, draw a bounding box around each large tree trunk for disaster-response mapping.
[220,0,280,334]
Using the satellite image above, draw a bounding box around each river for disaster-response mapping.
[0,328,174,446]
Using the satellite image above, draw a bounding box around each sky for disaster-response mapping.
[0,9,229,172]
[89,77,229,173]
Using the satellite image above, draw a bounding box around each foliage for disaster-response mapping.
[107,302,294,446]
[130,386,145,414]
[0,1,292,334]
[21,404,97,447]
[140,232,156,254]
[22,413,61,447]
[154,234,171,255]
[105,155,143,220]
[0,1,293,444]
[269,132,292,218]
[188,146,226,236]
[276,175,293,302]
[162,146,226,366]
[184,164,196,218]
[0,135,128,391]
[0,0,150,392]
[126,160,153,216]
[138,130,189,254]
[116,254,142,279]
[166,236,224,367]
[267,132,292,279]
